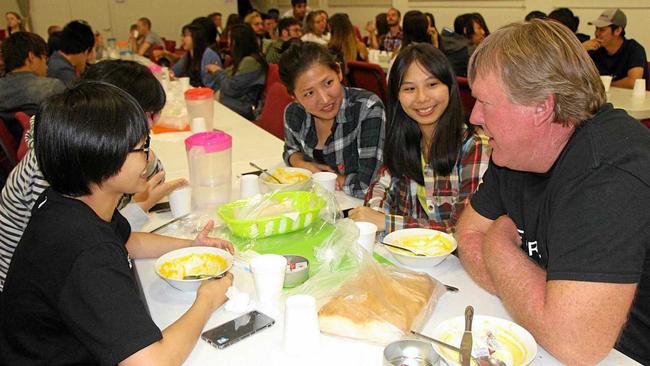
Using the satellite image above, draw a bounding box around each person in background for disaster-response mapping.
[0,81,234,365]
[364,12,388,50]
[47,25,62,36]
[423,12,440,49]
[383,7,403,52]
[283,0,309,27]
[170,22,222,89]
[463,13,489,54]
[301,11,330,45]
[279,42,385,199]
[46,30,62,56]
[268,8,280,22]
[5,12,24,36]
[385,10,431,78]
[583,8,648,89]
[525,10,547,21]
[93,31,106,60]
[132,17,164,58]
[350,43,490,233]
[0,32,64,139]
[457,19,650,364]
[207,23,268,120]
[262,12,277,40]
[0,59,187,292]
[439,14,470,77]
[266,17,302,64]
[244,11,269,52]
[208,12,223,39]
[548,8,589,43]
[47,20,95,87]
[328,13,368,76]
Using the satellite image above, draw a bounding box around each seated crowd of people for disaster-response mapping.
[0,3,648,365]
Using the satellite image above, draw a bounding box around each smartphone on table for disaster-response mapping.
[201,310,275,349]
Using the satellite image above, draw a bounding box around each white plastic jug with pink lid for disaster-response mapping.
[184,131,232,208]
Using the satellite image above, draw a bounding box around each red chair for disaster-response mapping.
[162,38,176,53]
[264,64,281,96]
[15,111,31,161]
[347,61,388,105]
[456,76,476,118]
[149,45,164,63]
[257,82,293,140]
[0,117,18,175]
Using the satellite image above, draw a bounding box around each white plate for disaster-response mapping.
[383,228,456,268]
[430,315,537,366]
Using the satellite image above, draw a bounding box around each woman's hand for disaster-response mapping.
[192,220,235,254]
[348,206,386,231]
[206,63,222,74]
[133,171,188,212]
[365,21,376,34]
[335,174,345,190]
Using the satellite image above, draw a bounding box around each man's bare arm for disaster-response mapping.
[611,66,645,89]
[456,204,497,293]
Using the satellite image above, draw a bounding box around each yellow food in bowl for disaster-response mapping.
[158,253,228,280]
[262,168,309,184]
[388,234,454,257]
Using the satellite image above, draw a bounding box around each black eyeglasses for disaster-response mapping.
[131,135,151,162]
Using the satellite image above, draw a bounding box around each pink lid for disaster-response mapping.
[184,87,214,100]
[148,64,162,73]
[185,131,232,153]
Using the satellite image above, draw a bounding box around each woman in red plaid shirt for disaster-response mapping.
[350,43,490,234]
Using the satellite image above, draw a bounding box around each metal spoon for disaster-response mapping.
[380,241,427,256]
[249,162,282,184]
[182,272,227,280]
[409,331,506,366]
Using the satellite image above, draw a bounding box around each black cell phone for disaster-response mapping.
[201,310,275,349]
[149,201,170,213]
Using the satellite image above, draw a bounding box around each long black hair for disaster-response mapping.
[385,43,472,184]
[402,11,431,49]
[229,23,267,76]
[183,18,219,83]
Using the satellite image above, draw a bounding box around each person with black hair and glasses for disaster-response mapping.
[349,43,490,234]
[279,41,385,199]
[47,20,95,86]
[0,82,234,365]
[0,60,187,291]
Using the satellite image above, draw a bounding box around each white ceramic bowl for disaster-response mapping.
[260,167,312,191]
[155,246,233,292]
[430,315,537,366]
[383,228,457,269]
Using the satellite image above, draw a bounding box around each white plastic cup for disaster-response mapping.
[250,254,287,303]
[240,174,260,199]
[312,172,337,192]
[283,294,320,356]
[179,77,191,92]
[633,79,646,98]
[190,117,207,133]
[168,186,192,218]
[600,75,613,92]
[355,221,377,252]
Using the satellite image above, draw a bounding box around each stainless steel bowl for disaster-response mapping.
[283,255,309,288]
[383,339,440,366]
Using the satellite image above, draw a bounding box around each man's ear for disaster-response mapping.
[533,93,555,127]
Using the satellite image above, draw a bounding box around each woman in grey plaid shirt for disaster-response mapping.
[279,42,386,199]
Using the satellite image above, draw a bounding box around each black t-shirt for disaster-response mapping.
[470,104,650,364]
[589,38,649,81]
[0,189,162,365]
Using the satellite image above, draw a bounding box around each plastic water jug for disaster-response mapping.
[184,87,214,131]
[184,131,232,208]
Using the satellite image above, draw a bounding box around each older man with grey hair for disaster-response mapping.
[457,19,650,365]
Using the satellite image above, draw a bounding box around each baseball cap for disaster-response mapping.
[589,8,627,28]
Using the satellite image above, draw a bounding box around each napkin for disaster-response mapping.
[224,286,256,313]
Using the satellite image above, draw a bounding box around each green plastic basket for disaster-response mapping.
[218,191,326,239]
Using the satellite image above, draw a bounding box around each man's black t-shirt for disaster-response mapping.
[471,104,650,364]
[589,38,649,81]
[0,189,162,365]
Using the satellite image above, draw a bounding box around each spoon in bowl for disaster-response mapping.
[380,241,427,256]
[409,330,506,366]
[249,162,282,184]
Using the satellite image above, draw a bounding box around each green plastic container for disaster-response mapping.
[218,191,326,239]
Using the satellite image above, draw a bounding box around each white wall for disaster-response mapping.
[29,0,238,43]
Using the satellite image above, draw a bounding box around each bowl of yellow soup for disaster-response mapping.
[260,167,312,191]
[155,246,233,291]
[383,228,457,268]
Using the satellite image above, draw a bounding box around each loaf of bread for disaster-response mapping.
[318,266,436,344]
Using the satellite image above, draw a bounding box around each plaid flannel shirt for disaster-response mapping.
[383,30,403,52]
[364,131,491,233]
[283,87,386,199]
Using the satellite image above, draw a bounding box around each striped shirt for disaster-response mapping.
[0,117,160,291]
[283,87,386,199]
[364,131,491,234]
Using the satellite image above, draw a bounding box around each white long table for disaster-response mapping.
[607,87,650,120]
[136,102,638,366]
